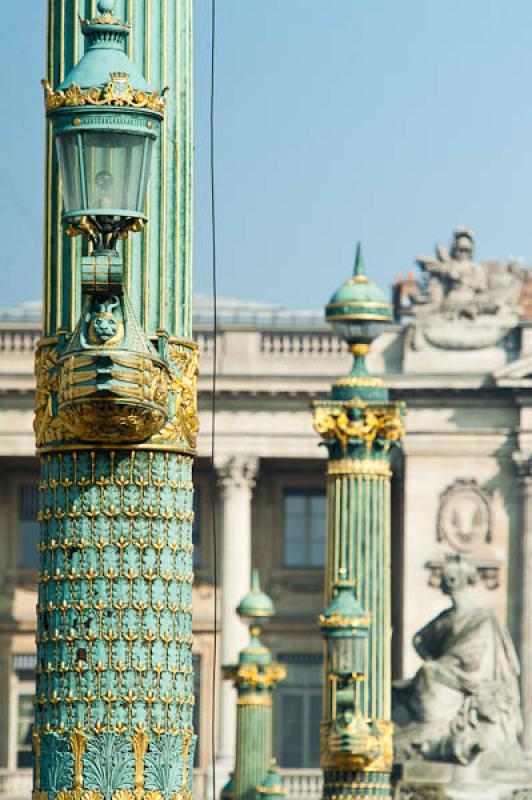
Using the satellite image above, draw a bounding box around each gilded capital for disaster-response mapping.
[312,402,404,457]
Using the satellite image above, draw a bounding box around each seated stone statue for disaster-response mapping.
[393,555,523,769]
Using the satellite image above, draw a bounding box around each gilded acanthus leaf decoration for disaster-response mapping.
[34,344,74,447]
[41,733,74,795]
[144,734,184,800]
[313,407,404,453]
[153,345,199,449]
[83,733,135,800]
[42,80,166,113]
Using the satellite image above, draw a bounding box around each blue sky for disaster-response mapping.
[3,1,532,310]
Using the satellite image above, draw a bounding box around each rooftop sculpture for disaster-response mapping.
[399,229,531,350]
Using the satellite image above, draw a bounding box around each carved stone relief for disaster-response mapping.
[437,479,491,552]
[426,480,501,590]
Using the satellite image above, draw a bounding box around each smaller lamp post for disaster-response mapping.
[320,570,379,772]
[222,571,286,800]
[313,244,405,800]
[256,759,286,800]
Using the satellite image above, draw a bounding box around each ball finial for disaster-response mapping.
[97,0,115,14]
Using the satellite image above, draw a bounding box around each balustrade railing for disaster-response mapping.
[0,769,32,800]
[261,332,346,356]
[280,768,323,800]
[0,323,346,368]
[0,327,40,354]
[194,330,216,356]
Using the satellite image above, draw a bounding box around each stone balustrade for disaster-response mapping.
[0,325,41,354]
[279,768,323,800]
[0,323,353,384]
[0,768,32,800]
[261,331,346,356]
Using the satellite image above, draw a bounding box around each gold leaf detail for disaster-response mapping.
[42,80,166,114]
[34,343,74,447]
[313,407,404,454]
[153,345,199,448]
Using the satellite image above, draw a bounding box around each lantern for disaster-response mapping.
[43,0,165,251]
[320,580,369,685]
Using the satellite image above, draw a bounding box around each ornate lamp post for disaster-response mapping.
[33,3,198,800]
[313,245,404,800]
[222,571,286,800]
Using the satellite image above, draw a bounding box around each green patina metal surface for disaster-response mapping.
[222,574,286,800]
[33,3,196,800]
[313,250,405,800]
[42,0,193,338]
[35,450,195,799]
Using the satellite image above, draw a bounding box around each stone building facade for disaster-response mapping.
[0,231,530,799]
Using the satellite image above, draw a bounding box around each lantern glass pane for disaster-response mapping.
[82,132,149,215]
[138,138,154,211]
[329,636,353,677]
[352,635,365,675]
[331,319,387,344]
[329,634,366,678]
[56,134,82,212]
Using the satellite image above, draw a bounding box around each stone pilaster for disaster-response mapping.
[216,457,258,770]
[514,452,532,754]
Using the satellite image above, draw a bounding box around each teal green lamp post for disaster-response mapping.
[256,760,286,800]
[222,572,286,800]
[32,3,198,800]
[313,245,404,800]
[320,572,380,772]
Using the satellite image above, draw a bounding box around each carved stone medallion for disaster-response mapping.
[437,479,491,553]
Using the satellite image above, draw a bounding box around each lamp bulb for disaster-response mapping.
[95,170,113,208]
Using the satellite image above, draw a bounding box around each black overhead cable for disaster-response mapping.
[209,0,219,797]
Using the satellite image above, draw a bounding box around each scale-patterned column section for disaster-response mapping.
[34,450,196,800]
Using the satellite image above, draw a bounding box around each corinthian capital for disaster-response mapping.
[217,456,259,492]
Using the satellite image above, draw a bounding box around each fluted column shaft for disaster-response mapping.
[217,458,258,765]
[313,400,404,800]
[233,703,272,800]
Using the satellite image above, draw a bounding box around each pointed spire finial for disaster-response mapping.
[251,568,260,592]
[353,242,365,278]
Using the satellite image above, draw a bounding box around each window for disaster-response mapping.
[192,488,200,569]
[275,655,322,768]
[11,654,36,770]
[283,489,326,568]
[19,485,39,569]
[192,654,201,766]
[16,694,33,767]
